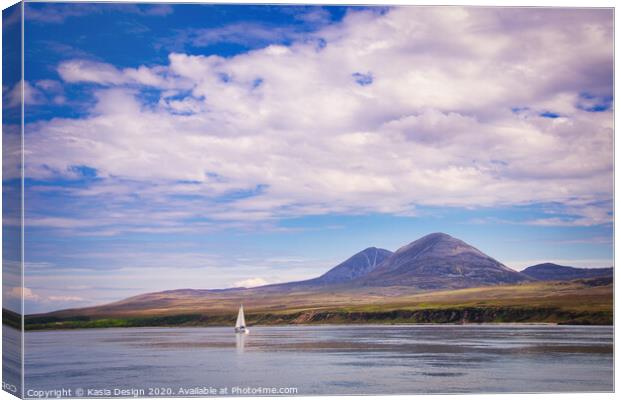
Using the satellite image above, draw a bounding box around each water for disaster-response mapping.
[15,324,614,396]
[2,325,22,396]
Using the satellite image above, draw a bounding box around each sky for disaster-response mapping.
[2,3,613,313]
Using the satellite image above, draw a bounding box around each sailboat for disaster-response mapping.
[235,304,250,334]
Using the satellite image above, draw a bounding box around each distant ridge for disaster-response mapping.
[522,263,613,281]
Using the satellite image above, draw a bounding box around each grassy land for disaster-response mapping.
[22,305,611,331]
[20,277,613,330]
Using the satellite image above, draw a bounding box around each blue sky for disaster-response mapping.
[4,3,613,313]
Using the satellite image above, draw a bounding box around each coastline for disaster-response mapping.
[14,305,613,331]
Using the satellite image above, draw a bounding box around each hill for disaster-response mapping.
[24,277,613,329]
[522,263,613,281]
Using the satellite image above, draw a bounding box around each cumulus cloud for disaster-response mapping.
[24,7,613,233]
[57,60,171,88]
[9,285,87,314]
[233,278,270,288]
[3,81,22,108]
[6,286,85,303]
[6,287,39,301]
[47,295,85,302]
[4,79,70,108]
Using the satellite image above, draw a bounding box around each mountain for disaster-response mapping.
[256,247,393,291]
[357,233,531,288]
[308,247,393,284]
[522,263,613,281]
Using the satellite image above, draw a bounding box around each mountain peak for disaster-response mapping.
[314,247,393,284]
[396,232,484,258]
[423,232,453,239]
[359,233,529,288]
[361,246,381,252]
[405,232,459,245]
[406,232,454,244]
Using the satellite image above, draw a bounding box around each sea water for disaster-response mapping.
[10,324,613,396]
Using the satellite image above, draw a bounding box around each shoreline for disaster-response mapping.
[14,307,613,331]
[15,277,612,331]
[7,321,612,333]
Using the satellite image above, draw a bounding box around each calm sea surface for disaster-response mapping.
[15,324,614,396]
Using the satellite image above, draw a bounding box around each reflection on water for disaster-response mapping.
[22,324,613,396]
[236,333,246,354]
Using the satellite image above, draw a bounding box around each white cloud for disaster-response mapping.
[157,6,331,52]
[190,23,298,47]
[233,278,270,288]
[25,3,173,24]
[57,60,172,88]
[6,286,85,303]
[24,7,613,232]
[3,80,49,108]
[5,79,71,108]
[47,295,85,302]
[6,287,39,301]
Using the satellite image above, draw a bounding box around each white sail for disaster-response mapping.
[235,305,246,329]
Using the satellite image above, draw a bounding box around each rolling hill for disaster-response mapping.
[522,263,613,281]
